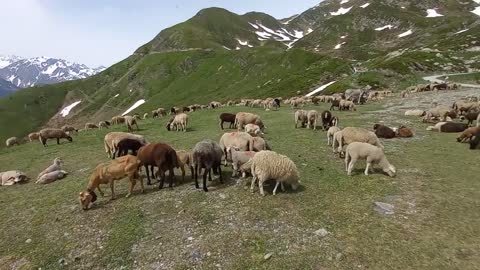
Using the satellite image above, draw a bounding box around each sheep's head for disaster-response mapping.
[373,124,380,130]
[67,136,73,142]
[79,190,97,210]
[54,158,64,166]
[383,165,396,177]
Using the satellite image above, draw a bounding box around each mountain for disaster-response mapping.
[0,55,24,69]
[0,78,18,97]
[0,56,105,88]
[1,0,479,144]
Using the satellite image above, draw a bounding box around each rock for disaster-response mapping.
[187,237,194,241]
[264,252,273,260]
[314,228,329,237]
[374,202,394,215]
[58,258,66,265]
[25,239,32,244]
[336,253,343,261]
[191,250,202,261]
[219,193,226,199]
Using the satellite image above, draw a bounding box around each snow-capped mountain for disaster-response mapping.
[0,56,105,88]
[0,55,24,69]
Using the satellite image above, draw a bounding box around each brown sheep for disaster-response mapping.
[373,124,396,139]
[137,143,178,188]
[28,132,40,142]
[460,112,479,126]
[457,127,480,143]
[396,126,414,138]
[124,116,139,132]
[234,112,264,130]
[85,123,99,130]
[219,113,236,130]
[39,128,73,147]
[176,150,194,183]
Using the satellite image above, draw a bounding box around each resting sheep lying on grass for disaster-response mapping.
[36,170,68,184]
[426,122,468,133]
[0,171,28,186]
[37,158,63,180]
[250,150,300,196]
[345,142,396,177]
[373,124,396,139]
[396,126,414,138]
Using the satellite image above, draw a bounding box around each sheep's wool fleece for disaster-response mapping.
[251,151,299,182]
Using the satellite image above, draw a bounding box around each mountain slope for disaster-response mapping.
[0,78,18,97]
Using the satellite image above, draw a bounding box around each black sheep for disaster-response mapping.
[470,130,480,150]
[114,138,145,159]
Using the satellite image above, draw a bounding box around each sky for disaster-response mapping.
[1,0,320,67]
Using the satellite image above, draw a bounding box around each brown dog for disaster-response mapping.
[79,155,144,210]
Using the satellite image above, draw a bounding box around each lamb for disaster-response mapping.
[38,128,73,147]
[114,138,146,158]
[460,112,479,126]
[136,143,178,188]
[192,139,224,192]
[0,170,28,186]
[219,131,254,165]
[219,113,236,130]
[344,142,396,177]
[252,136,271,151]
[124,115,139,132]
[250,151,300,196]
[426,122,468,133]
[37,158,64,180]
[234,112,264,130]
[28,132,40,142]
[5,137,20,147]
[245,124,263,137]
[333,127,383,156]
[85,123,99,130]
[470,130,480,149]
[166,113,188,132]
[98,121,111,129]
[294,110,308,128]
[78,155,144,210]
[396,126,414,138]
[327,126,341,146]
[373,124,396,139]
[404,110,426,117]
[61,125,77,133]
[36,170,68,184]
[227,147,257,177]
[456,127,480,143]
[176,150,194,183]
[306,110,318,130]
[104,132,147,159]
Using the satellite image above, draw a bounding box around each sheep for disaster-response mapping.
[137,143,178,188]
[61,125,77,133]
[98,121,111,129]
[452,101,479,115]
[219,131,254,165]
[294,110,308,128]
[166,113,188,132]
[78,155,144,210]
[460,112,480,126]
[245,124,263,137]
[104,132,147,159]
[170,107,181,115]
[333,127,383,156]
[249,151,300,196]
[396,126,414,138]
[85,123,98,130]
[344,100,356,111]
[152,108,167,117]
[111,116,126,125]
[176,150,194,183]
[470,130,480,149]
[114,138,146,158]
[227,147,257,178]
[424,105,457,122]
[404,110,426,117]
[427,122,468,133]
[143,113,149,119]
[306,110,318,130]
[345,142,396,177]
[36,170,68,184]
[0,170,28,186]
[37,158,64,180]
[5,137,20,147]
[219,113,236,130]
[38,128,73,147]
[234,112,264,130]
[124,115,139,132]
[321,110,332,130]
[456,127,480,143]
[330,99,341,111]
[28,132,40,142]
[327,126,341,146]
[192,139,224,192]
[252,136,271,151]
[373,124,396,139]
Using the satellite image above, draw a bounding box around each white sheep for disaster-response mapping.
[227,147,257,177]
[37,158,64,180]
[327,126,341,146]
[124,115,139,132]
[244,124,263,137]
[5,137,20,147]
[306,110,318,130]
[167,113,188,132]
[0,170,28,186]
[344,142,396,177]
[36,170,68,184]
[294,110,308,128]
[404,110,425,117]
[333,127,383,155]
[250,151,300,196]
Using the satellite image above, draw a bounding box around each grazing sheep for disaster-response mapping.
[250,151,300,196]
[327,126,341,146]
[114,138,146,158]
[344,100,356,111]
[192,140,224,192]
[470,130,480,149]
[37,158,64,180]
[219,113,236,130]
[111,116,126,125]
[373,124,396,139]
[78,155,144,210]
[252,136,271,151]
[170,107,181,115]
[219,131,254,164]
[460,112,479,126]
[5,137,20,147]
[85,123,99,130]
[234,112,264,130]
[38,128,73,147]
[104,132,147,159]
[321,110,333,130]
[330,99,341,111]
[424,105,457,122]
[345,142,396,177]
[452,101,479,115]
[307,110,318,130]
[456,127,480,143]
[143,113,149,119]
[294,110,308,128]
[245,124,263,137]
[333,127,383,156]
[137,143,178,188]
[226,147,257,177]
[28,132,40,142]
[124,115,139,132]
[404,110,426,117]
[61,125,77,133]
[427,122,468,133]
[396,126,414,138]
[0,170,28,186]
[36,170,68,184]
[98,121,111,129]
[330,116,339,127]
[166,113,188,132]
[176,150,194,183]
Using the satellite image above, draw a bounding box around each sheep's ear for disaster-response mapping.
[79,192,83,196]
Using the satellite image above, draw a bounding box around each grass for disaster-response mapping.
[444,72,480,84]
[1,94,479,269]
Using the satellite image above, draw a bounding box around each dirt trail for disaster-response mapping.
[423,72,480,88]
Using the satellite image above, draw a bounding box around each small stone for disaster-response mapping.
[374,202,395,215]
[187,237,194,241]
[264,252,273,260]
[314,228,329,237]
[25,239,32,244]
[207,252,211,257]
[215,264,221,268]
[336,253,343,261]
[219,193,226,199]
[58,258,66,265]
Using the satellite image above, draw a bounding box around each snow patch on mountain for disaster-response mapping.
[472,6,480,16]
[122,99,146,116]
[375,25,394,31]
[0,55,25,69]
[60,101,81,117]
[426,9,443,17]
[331,6,352,16]
[340,0,350,4]
[306,81,337,97]
[398,30,413,38]
[360,3,370,8]
[454,29,469,34]
[335,42,346,49]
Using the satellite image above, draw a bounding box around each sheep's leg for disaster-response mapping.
[194,164,200,189]
[97,186,105,197]
[345,154,350,172]
[258,178,265,196]
[273,181,280,195]
[281,182,285,192]
[202,168,209,192]
[127,176,136,197]
[232,163,238,177]
[138,174,145,193]
[57,138,60,145]
[145,165,152,185]
[180,165,185,183]
[109,181,116,200]
[189,165,194,181]
[250,175,257,193]
[220,120,224,130]
[327,135,331,146]
[347,159,356,176]
[208,170,212,182]
[159,170,165,189]
[364,163,371,176]
[218,166,223,184]
[169,168,175,188]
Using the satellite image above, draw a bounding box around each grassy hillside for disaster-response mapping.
[1,93,479,269]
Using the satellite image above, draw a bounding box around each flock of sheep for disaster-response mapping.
[2,82,479,211]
